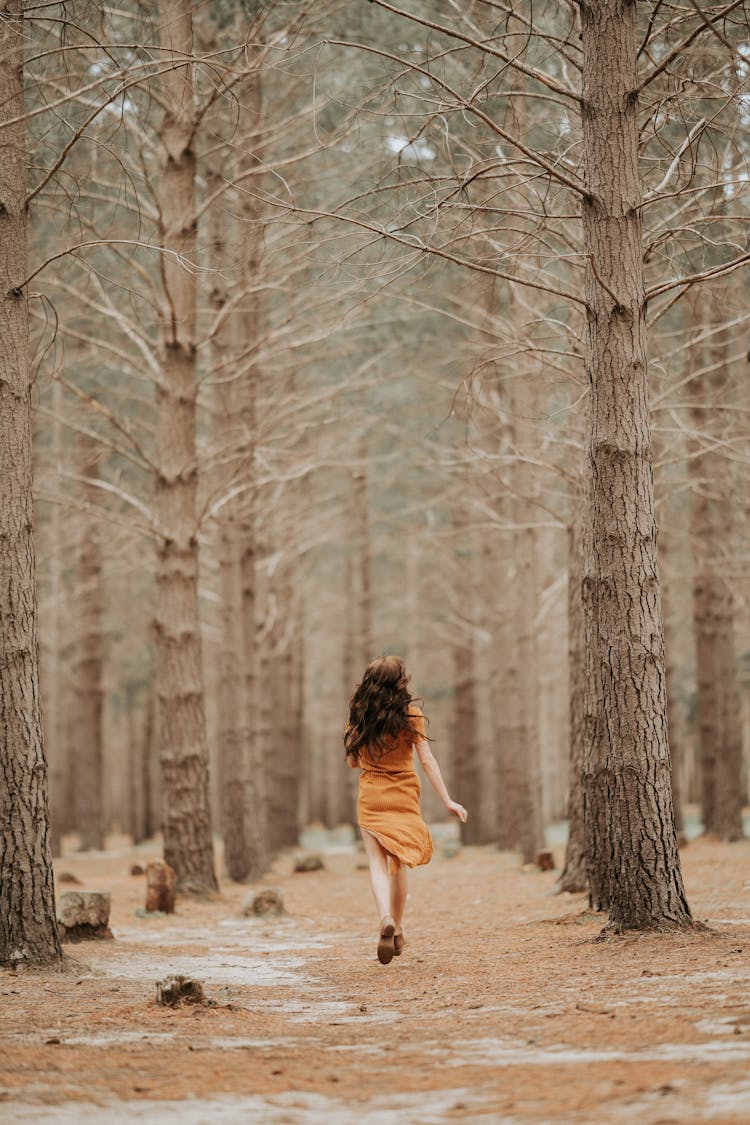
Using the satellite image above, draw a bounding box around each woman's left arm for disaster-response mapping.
[416,739,467,822]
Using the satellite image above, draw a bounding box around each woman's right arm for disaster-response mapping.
[415,739,467,822]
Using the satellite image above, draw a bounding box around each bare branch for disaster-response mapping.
[324,39,590,199]
[366,0,583,103]
[271,200,588,307]
[635,0,746,95]
[645,251,750,302]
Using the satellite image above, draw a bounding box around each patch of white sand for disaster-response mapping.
[1,1088,498,1125]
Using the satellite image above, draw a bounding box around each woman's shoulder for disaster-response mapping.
[407,704,426,738]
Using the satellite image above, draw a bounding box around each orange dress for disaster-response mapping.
[355,708,434,868]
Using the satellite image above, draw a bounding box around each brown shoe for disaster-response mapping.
[394,928,406,957]
[377,915,396,964]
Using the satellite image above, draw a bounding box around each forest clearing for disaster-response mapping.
[2,827,750,1124]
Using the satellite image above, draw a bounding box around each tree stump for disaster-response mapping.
[242,888,285,917]
[536,850,555,872]
[156,975,206,1007]
[57,891,113,942]
[146,860,176,913]
[293,854,324,873]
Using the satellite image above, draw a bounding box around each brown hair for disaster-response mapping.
[344,655,425,761]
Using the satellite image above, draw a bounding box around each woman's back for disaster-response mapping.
[358,725,417,773]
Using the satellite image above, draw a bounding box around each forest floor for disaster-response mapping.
[2,826,750,1124]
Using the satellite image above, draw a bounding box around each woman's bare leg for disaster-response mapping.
[388,856,408,931]
[361,828,391,921]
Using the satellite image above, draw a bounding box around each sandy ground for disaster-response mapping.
[2,827,750,1124]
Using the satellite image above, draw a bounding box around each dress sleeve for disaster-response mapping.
[409,706,426,745]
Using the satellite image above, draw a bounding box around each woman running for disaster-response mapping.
[344,655,468,964]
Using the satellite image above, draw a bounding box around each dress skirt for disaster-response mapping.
[358,760,434,868]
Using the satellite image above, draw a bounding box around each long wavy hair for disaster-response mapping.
[344,655,425,761]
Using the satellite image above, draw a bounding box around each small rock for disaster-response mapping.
[536,850,555,872]
[145,860,176,914]
[293,854,324,873]
[156,975,207,1007]
[57,872,82,885]
[130,863,145,876]
[242,888,285,917]
[57,891,113,942]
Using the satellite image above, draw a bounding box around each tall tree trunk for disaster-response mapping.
[154,0,217,892]
[354,441,374,664]
[142,690,158,840]
[453,625,480,844]
[452,487,481,844]
[75,438,104,851]
[494,536,522,851]
[514,519,544,864]
[558,516,588,893]
[579,0,691,930]
[509,356,544,864]
[128,689,147,844]
[40,376,65,856]
[233,65,269,881]
[688,286,744,840]
[241,493,269,877]
[204,104,251,881]
[0,0,62,968]
[273,606,301,848]
[659,505,686,837]
[218,528,251,876]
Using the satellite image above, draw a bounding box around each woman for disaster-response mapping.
[344,655,468,964]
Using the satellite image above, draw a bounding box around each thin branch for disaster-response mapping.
[367,0,582,103]
[645,251,750,302]
[643,117,706,203]
[324,39,590,199]
[59,471,157,530]
[635,0,746,95]
[272,200,588,307]
[49,370,157,473]
[11,238,215,293]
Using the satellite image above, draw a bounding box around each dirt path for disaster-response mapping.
[2,831,750,1123]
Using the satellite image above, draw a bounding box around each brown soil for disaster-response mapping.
[2,832,750,1123]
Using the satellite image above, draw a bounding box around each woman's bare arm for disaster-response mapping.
[415,739,468,822]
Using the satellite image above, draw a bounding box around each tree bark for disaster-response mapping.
[39,376,65,856]
[659,501,686,838]
[452,487,482,845]
[75,437,104,852]
[514,520,545,865]
[0,0,62,968]
[688,286,744,841]
[508,346,544,864]
[154,0,217,893]
[354,440,374,665]
[241,497,269,878]
[203,96,252,881]
[233,65,269,881]
[558,516,588,893]
[579,0,691,930]
[493,512,522,850]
